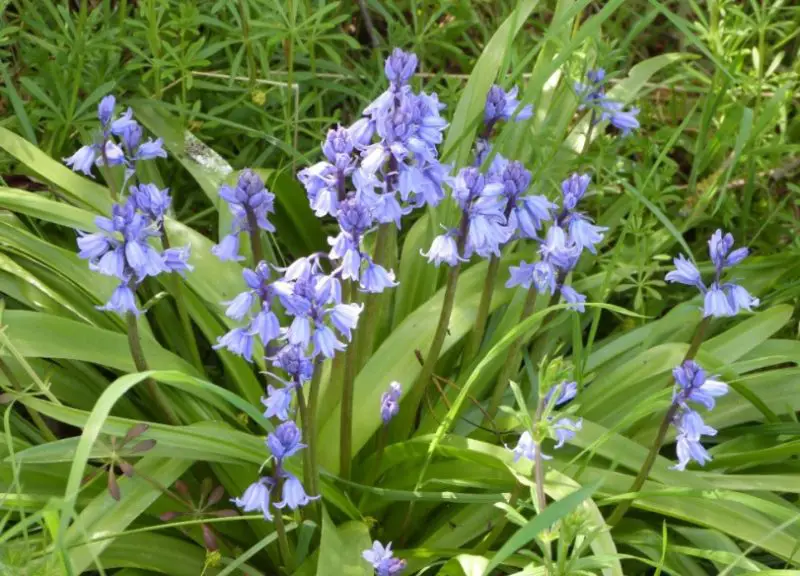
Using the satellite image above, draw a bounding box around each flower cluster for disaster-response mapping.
[511,379,582,463]
[70,96,191,316]
[212,170,276,262]
[665,229,759,318]
[669,360,728,470]
[298,48,449,294]
[363,541,406,576]
[506,173,608,312]
[64,95,166,178]
[574,68,641,136]
[232,421,319,519]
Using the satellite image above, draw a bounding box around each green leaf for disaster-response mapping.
[316,507,372,576]
[0,126,111,213]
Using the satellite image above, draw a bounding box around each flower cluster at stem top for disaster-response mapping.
[574,68,641,136]
[363,541,407,576]
[68,96,191,316]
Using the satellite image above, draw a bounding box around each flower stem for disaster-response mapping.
[606,316,710,527]
[340,282,357,479]
[295,379,318,520]
[125,311,180,425]
[486,286,539,421]
[306,364,322,497]
[399,214,470,438]
[161,230,203,373]
[356,223,391,368]
[245,211,265,266]
[462,254,500,367]
[273,510,294,571]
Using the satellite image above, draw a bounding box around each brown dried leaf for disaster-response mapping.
[206,485,225,507]
[108,468,121,501]
[130,439,156,454]
[122,423,150,445]
[202,524,218,551]
[118,460,135,478]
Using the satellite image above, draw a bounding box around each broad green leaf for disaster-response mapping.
[0,126,112,213]
[316,507,372,576]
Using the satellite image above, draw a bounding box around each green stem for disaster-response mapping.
[0,360,58,443]
[295,379,317,520]
[532,397,547,514]
[306,364,322,497]
[398,214,470,438]
[340,282,356,479]
[356,223,391,368]
[273,510,294,571]
[606,316,710,527]
[486,286,539,420]
[245,212,265,266]
[462,254,500,367]
[161,230,203,373]
[478,481,522,553]
[125,312,180,425]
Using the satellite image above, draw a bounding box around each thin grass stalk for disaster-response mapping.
[125,311,180,425]
[0,359,58,443]
[606,316,711,527]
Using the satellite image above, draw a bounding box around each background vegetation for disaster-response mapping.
[1,0,799,574]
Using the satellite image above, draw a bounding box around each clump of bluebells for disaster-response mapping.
[232,421,319,518]
[298,47,450,293]
[67,96,191,315]
[574,68,640,136]
[666,229,759,317]
[505,173,608,312]
[363,541,407,576]
[65,95,166,179]
[212,170,276,262]
[669,360,728,470]
[422,83,541,266]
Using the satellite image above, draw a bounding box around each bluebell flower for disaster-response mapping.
[120,123,142,151]
[506,260,537,290]
[544,380,578,407]
[669,360,727,470]
[422,230,465,267]
[262,385,293,421]
[384,48,418,87]
[232,477,275,521]
[552,417,582,449]
[704,283,733,317]
[98,95,116,126]
[348,117,375,147]
[380,382,402,424]
[130,183,171,222]
[99,283,140,316]
[329,303,363,341]
[274,471,319,510]
[360,260,398,293]
[484,85,533,126]
[249,304,282,345]
[213,170,276,261]
[135,138,167,161]
[272,344,314,383]
[574,69,606,107]
[223,291,255,322]
[560,284,586,312]
[162,246,193,275]
[561,173,591,211]
[725,282,759,314]
[665,254,703,289]
[313,324,345,358]
[540,226,581,272]
[213,327,254,362]
[599,101,640,136]
[567,214,607,254]
[363,541,407,576]
[672,360,728,411]
[110,107,137,136]
[673,431,712,471]
[575,69,640,136]
[64,145,98,176]
[509,194,556,239]
[211,233,244,262]
[510,431,552,463]
[266,421,305,462]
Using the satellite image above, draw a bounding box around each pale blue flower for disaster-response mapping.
[704,283,733,317]
[422,230,464,267]
[213,327,254,362]
[99,283,139,316]
[232,477,275,521]
[262,385,293,421]
[363,541,407,576]
[64,145,97,176]
[510,431,552,463]
[98,95,116,126]
[665,254,703,289]
[560,284,586,312]
[567,214,607,254]
[360,260,398,293]
[484,85,533,125]
[380,382,402,424]
[274,471,319,510]
[384,48,418,87]
[561,173,591,211]
[266,421,305,462]
[552,417,582,449]
[329,303,363,341]
[545,380,578,407]
[211,233,244,262]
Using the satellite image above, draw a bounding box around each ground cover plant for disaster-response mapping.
[1,0,800,575]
